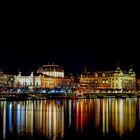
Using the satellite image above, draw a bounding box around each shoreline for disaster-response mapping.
[0,92,139,101]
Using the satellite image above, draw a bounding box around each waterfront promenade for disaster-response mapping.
[0,92,139,101]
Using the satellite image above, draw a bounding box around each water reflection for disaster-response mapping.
[0,98,139,139]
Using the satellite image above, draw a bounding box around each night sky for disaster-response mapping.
[1,4,137,76]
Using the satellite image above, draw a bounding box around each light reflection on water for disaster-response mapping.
[0,98,139,140]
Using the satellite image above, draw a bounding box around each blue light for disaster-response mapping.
[9,103,13,131]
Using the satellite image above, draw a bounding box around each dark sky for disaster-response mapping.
[1,5,138,76]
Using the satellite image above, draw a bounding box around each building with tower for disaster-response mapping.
[80,65,136,93]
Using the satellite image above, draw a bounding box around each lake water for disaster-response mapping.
[0,98,140,140]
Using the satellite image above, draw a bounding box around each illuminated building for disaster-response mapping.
[37,65,74,89]
[37,64,65,89]
[6,75,15,88]
[40,74,63,89]
[122,68,136,92]
[0,71,7,88]
[34,73,41,87]
[80,72,110,91]
[14,72,34,88]
[0,70,15,93]
[80,66,136,93]
[136,79,140,92]
[14,72,42,88]
[13,70,73,89]
[37,64,64,78]
[0,64,137,92]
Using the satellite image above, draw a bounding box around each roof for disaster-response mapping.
[37,64,64,72]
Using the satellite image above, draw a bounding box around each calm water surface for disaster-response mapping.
[0,98,140,140]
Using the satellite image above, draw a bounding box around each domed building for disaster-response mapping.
[37,65,64,78]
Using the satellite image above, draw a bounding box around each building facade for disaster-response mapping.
[0,64,137,93]
[14,72,34,88]
[37,65,64,78]
[80,66,136,93]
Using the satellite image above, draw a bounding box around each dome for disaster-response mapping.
[37,65,64,78]
[37,65,64,72]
